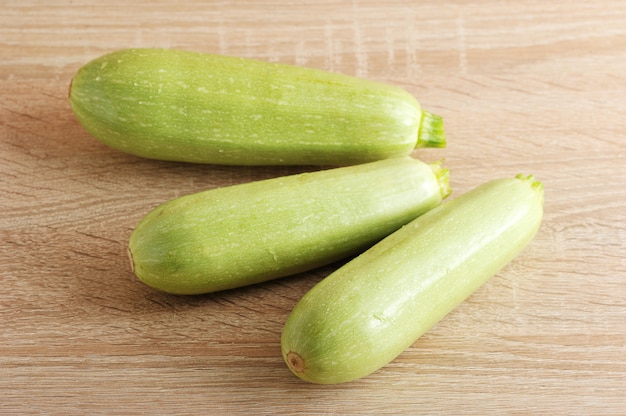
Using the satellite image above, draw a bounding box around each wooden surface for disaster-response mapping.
[2,1,625,414]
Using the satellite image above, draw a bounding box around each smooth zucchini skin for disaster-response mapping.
[128,157,450,295]
[69,48,445,166]
[281,174,544,384]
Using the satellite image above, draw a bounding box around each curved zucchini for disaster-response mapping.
[281,174,544,384]
[69,48,445,166]
[128,157,450,295]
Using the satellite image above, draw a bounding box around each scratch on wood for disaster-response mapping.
[324,19,335,71]
[266,42,279,63]
[76,230,123,246]
[217,23,228,55]
[457,14,468,76]
[405,13,421,80]
[385,27,395,69]
[352,20,367,77]
[295,40,308,67]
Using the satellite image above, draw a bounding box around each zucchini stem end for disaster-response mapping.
[416,111,446,149]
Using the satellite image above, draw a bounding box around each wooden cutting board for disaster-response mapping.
[1,1,625,414]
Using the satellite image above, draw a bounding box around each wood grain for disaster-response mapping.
[1,1,625,414]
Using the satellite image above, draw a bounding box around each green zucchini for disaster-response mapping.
[69,48,445,166]
[128,157,450,295]
[281,174,544,384]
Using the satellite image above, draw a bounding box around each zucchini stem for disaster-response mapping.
[515,173,544,192]
[515,174,545,205]
[416,111,446,149]
[127,247,136,273]
[429,160,452,200]
[286,351,305,373]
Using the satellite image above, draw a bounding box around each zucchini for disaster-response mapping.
[281,174,544,384]
[128,157,450,295]
[69,48,445,166]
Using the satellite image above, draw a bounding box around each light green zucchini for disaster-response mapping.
[128,157,450,295]
[69,48,445,166]
[281,174,544,384]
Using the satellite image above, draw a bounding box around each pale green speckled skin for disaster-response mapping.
[281,175,544,384]
[70,48,434,165]
[128,157,448,294]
